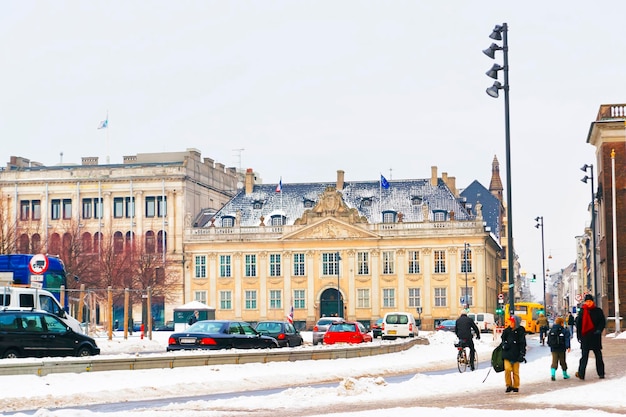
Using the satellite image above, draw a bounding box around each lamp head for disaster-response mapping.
[535,224,540,229]
[580,163,591,172]
[489,25,503,41]
[486,81,502,98]
[581,176,589,184]
[482,43,502,59]
[486,63,503,79]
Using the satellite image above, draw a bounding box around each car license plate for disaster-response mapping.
[388,330,397,335]
[180,337,196,344]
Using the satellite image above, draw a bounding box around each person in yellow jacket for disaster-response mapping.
[537,313,549,345]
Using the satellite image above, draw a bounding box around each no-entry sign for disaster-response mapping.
[28,254,49,275]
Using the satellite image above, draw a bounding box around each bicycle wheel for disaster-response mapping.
[457,348,467,373]
[471,351,478,370]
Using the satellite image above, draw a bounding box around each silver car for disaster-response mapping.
[312,317,344,345]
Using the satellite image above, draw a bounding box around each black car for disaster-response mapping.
[255,320,303,347]
[166,320,279,351]
[371,318,384,338]
[0,310,100,359]
[155,321,175,331]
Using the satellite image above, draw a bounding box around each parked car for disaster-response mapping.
[155,321,175,331]
[323,321,373,345]
[371,318,384,338]
[0,310,100,359]
[254,320,303,347]
[312,317,344,345]
[467,312,496,333]
[166,320,279,351]
[436,319,456,332]
[381,312,418,340]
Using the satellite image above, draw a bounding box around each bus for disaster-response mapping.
[504,301,545,333]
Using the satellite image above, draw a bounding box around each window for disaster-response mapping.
[114,197,124,218]
[270,216,285,226]
[382,251,395,274]
[408,251,420,274]
[433,211,447,222]
[293,289,305,309]
[145,231,155,254]
[408,287,421,308]
[245,290,257,309]
[219,291,232,309]
[113,231,124,253]
[145,197,156,217]
[411,196,423,205]
[126,197,135,218]
[20,201,30,220]
[245,254,257,277]
[461,248,472,273]
[322,252,340,276]
[461,287,473,307]
[382,288,395,308]
[361,198,372,207]
[269,290,281,309]
[157,196,167,217]
[357,288,370,308]
[434,250,446,273]
[82,198,93,219]
[32,200,41,220]
[357,252,369,275]
[434,287,447,307]
[293,253,305,276]
[269,254,281,277]
[62,199,72,220]
[382,212,396,223]
[51,199,61,220]
[94,198,103,219]
[303,199,314,208]
[222,217,234,228]
[194,291,207,305]
[253,201,263,210]
[219,255,231,278]
[195,256,207,278]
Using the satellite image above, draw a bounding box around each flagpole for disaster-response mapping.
[105,111,110,164]
[379,173,382,215]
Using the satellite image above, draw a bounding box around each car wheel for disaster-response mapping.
[3,349,19,359]
[77,347,92,357]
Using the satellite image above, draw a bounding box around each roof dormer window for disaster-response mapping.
[270,215,285,226]
[432,210,447,222]
[252,201,263,210]
[361,198,372,208]
[303,199,315,208]
[411,196,423,205]
[382,211,397,224]
[222,216,235,228]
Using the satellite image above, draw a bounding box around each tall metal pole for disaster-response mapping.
[536,216,547,312]
[590,165,598,302]
[464,243,470,309]
[336,252,341,317]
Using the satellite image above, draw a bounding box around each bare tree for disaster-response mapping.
[0,196,17,254]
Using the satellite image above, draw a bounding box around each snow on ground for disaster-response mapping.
[1,330,625,417]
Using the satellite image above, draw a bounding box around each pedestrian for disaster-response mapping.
[547,316,571,380]
[501,315,527,393]
[575,294,606,380]
[454,310,481,371]
[537,313,549,345]
[188,310,200,325]
[567,312,575,339]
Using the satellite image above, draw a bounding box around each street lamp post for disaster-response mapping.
[464,243,470,309]
[581,164,598,302]
[535,216,547,312]
[336,252,341,317]
[484,23,514,314]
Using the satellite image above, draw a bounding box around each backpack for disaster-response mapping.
[491,344,504,373]
[547,325,566,349]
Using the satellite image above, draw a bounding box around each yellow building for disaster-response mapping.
[184,168,501,330]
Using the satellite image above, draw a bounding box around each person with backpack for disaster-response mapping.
[548,316,571,380]
[501,315,527,393]
[575,294,606,380]
[537,313,549,345]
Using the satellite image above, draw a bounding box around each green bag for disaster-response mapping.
[491,344,504,373]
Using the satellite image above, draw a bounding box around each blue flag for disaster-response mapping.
[98,119,108,129]
[380,175,390,189]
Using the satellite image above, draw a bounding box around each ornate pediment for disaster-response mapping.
[294,186,368,226]
[283,218,378,240]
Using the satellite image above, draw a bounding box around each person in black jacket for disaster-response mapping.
[454,311,480,371]
[575,294,606,380]
[501,315,526,393]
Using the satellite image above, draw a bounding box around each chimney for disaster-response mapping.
[449,176,457,196]
[245,168,254,194]
[337,170,345,191]
[431,166,438,186]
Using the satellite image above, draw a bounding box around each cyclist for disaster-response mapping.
[537,313,549,345]
[455,310,481,370]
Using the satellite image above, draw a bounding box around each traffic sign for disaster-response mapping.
[498,293,504,300]
[28,254,49,275]
[575,294,582,302]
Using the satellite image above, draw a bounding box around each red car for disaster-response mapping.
[323,321,373,345]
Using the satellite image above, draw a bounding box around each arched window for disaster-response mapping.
[93,232,102,254]
[82,232,92,253]
[31,234,41,253]
[145,231,155,254]
[113,231,124,254]
[157,230,167,253]
[62,233,72,258]
[18,234,29,254]
[125,231,135,253]
[49,233,61,256]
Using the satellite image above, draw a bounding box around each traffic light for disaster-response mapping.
[531,274,537,283]
[537,309,545,316]
[495,307,503,315]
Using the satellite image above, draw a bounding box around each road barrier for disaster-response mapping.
[0,337,428,377]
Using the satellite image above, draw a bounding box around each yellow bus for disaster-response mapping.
[504,302,545,333]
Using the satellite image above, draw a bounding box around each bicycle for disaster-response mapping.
[455,339,478,373]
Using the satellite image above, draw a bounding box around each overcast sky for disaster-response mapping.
[2,1,625,284]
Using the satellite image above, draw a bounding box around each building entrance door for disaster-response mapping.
[319,288,343,318]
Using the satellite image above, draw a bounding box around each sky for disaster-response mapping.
[1,329,625,416]
[2,1,626,280]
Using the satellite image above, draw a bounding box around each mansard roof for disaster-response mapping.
[460,180,502,242]
[203,176,473,227]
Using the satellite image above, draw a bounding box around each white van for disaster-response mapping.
[467,312,496,333]
[381,312,418,340]
[0,287,83,333]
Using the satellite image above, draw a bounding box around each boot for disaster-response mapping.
[551,368,556,381]
[563,370,570,379]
